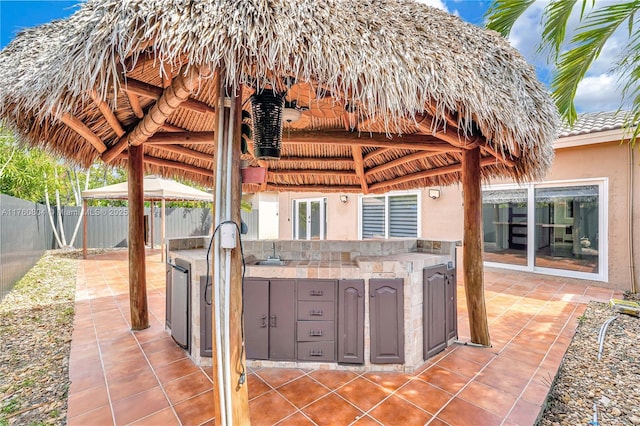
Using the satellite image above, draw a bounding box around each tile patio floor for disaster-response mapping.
[66,249,622,425]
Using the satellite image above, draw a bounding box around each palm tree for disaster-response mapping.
[485,0,640,142]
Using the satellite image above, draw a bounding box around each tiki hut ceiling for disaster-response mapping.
[0,0,559,194]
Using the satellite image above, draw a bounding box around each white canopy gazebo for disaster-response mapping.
[81,175,212,260]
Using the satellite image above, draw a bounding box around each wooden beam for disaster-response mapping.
[368,157,497,192]
[127,144,149,331]
[90,90,125,137]
[282,131,457,151]
[479,143,516,167]
[150,144,214,163]
[363,148,391,164]
[462,147,490,346]
[145,131,216,145]
[160,123,187,132]
[60,112,107,153]
[351,146,369,194]
[365,150,450,177]
[126,91,144,119]
[102,67,206,163]
[143,155,214,177]
[122,78,215,114]
[269,169,356,177]
[264,184,363,192]
[274,156,354,164]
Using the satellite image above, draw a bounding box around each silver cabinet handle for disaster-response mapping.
[260,315,267,328]
[270,315,277,328]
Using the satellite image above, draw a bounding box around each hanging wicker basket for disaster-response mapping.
[250,90,285,160]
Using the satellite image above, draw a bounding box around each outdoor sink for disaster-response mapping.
[253,259,289,266]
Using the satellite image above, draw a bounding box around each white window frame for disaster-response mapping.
[292,197,327,240]
[482,178,608,282]
[357,191,422,239]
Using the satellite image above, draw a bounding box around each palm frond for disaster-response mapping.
[539,0,579,60]
[552,0,640,124]
[485,0,536,36]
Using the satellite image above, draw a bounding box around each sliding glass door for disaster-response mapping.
[482,180,606,280]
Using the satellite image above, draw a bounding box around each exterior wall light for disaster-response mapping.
[428,189,441,199]
[339,195,349,203]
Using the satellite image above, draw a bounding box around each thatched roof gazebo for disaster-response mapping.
[0,1,559,423]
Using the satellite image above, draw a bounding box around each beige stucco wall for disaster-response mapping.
[272,141,639,291]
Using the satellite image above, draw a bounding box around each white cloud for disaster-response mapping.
[506,0,631,113]
[415,0,449,12]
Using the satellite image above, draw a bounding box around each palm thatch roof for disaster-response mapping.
[0,0,559,194]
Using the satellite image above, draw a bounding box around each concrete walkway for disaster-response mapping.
[66,249,621,425]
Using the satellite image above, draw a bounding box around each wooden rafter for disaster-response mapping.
[265,184,362,192]
[365,150,446,177]
[126,91,144,119]
[273,156,353,164]
[102,66,206,163]
[368,157,498,192]
[122,78,215,115]
[149,144,214,163]
[145,131,215,145]
[269,169,356,177]
[283,131,460,151]
[363,148,392,164]
[60,112,107,153]
[351,146,368,194]
[90,90,125,137]
[160,123,187,132]
[144,155,214,178]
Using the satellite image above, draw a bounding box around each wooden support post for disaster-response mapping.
[128,144,149,330]
[462,147,490,346]
[150,202,155,250]
[82,199,88,259]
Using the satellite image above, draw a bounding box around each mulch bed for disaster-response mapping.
[0,251,79,426]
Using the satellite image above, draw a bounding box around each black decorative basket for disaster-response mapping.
[250,90,285,160]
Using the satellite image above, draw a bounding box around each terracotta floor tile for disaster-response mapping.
[66,383,109,418]
[395,379,453,414]
[362,371,411,391]
[418,365,470,394]
[351,415,383,425]
[434,352,484,378]
[67,404,113,426]
[308,369,358,389]
[173,390,216,425]
[163,371,213,404]
[301,393,364,425]
[129,407,180,425]
[69,367,106,394]
[248,373,272,400]
[277,375,330,408]
[336,377,391,411]
[154,357,200,384]
[104,358,153,383]
[503,398,542,425]
[141,336,182,354]
[458,380,518,417]
[437,397,502,426]
[521,381,551,406]
[275,411,315,425]
[450,344,498,364]
[145,344,188,368]
[476,358,534,395]
[369,395,432,426]
[249,390,297,426]
[107,367,161,402]
[256,368,306,388]
[111,386,169,425]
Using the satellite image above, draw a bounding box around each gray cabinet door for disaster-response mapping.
[369,279,404,364]
[424,264,447,359]
[269,279,296,360]
[244,279,270,360]
[200,276,213,357]
[337,279,364,364]
[446,268,457,341]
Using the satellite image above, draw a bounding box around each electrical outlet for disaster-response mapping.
[220,223,237,249]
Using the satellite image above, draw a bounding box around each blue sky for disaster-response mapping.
[0,0,627,113]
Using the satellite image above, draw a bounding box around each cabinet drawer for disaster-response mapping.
[297,341,335,362]
[298,280,336,301]
[297,321,335,342]
[297,301,335,321]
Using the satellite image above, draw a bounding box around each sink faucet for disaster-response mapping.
[269,242,280,260]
